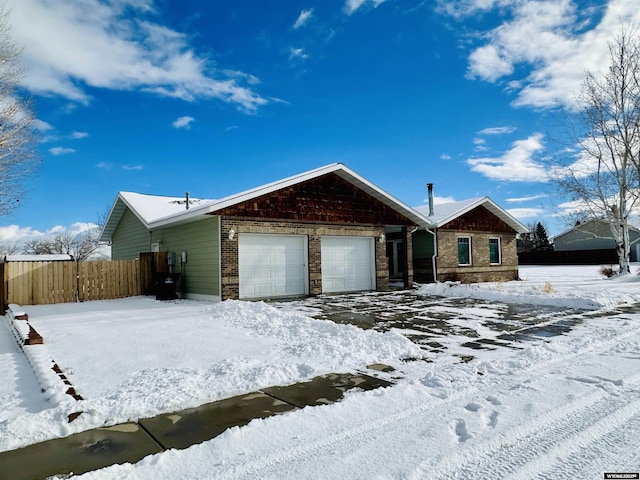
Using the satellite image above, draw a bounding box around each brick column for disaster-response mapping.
[308,233,322,295]
[220,219,239,300]
[375,230,389,291]
[402,227,414,288]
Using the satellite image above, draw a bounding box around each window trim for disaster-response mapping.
[489,237,502,265]
[457,236,472,266]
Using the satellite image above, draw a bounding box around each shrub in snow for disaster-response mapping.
[599,265,618,278]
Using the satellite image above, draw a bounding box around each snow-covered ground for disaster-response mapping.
[2,265,640,479]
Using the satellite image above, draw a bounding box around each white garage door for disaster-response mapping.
[238,234,307,299]
[321,236,375,293]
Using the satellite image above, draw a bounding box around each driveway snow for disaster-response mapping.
[1,265,639,479]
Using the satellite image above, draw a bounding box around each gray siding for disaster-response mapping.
[111,209,150,260]
[554,231,615,251]
[152,216,220,297]
[554,221,640,252]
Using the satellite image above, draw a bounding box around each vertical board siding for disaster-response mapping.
[5,260,144,306]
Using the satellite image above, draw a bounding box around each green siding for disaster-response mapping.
[153,216,220,297]
[111,208,150,260]
[412,230,435,258]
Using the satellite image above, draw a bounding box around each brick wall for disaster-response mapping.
[220,218,388,299]
[436,230,519,283]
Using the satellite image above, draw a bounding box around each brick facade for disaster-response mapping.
[436,230,519,283]
[220,218,389,300]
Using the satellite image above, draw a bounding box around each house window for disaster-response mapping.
[457,237,472,266]
[489,237,501,264]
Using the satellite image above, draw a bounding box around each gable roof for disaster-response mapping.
[101,163,430,241]
[553,218,640,242]
[413,196,528,233]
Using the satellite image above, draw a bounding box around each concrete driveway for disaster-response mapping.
[274,289,591,361]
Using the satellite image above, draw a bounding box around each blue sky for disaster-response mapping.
[1,0,639,246]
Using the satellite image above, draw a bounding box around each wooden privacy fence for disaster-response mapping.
[3,259,145,307]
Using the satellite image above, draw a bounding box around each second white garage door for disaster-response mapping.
[238,234,307,299]
[321,236,375,293]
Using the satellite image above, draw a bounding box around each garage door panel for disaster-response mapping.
[321,236,374,293]
[239,235,307,299]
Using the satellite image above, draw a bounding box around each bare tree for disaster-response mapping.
[0,4,40,215]
[0,238,19,255]
[22,229,103,261]
[558,26,640,274]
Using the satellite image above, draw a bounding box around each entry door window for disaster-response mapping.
[386,239,404,278]
[458,237,472,266]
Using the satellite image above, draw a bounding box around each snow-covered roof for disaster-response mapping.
[413,197,528,233]
[101,163,430,241]
[118,192,216,225]
[3,254,74,262]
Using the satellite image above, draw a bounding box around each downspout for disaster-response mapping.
[429,226,438,283]
[426,183,438,283]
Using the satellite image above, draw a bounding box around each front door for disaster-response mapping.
[386,239,404,279]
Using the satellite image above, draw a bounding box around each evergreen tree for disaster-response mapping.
[533,222,552,251]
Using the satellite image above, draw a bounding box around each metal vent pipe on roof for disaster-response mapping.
[427,183,434,216]
[185,192,190,210]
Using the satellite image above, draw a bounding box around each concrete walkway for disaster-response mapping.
[0,370,393,480]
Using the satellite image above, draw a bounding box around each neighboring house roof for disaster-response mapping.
[553,218,640,243]
[101,163,430,242]
[413,196,528,233]
[3,254,74,262]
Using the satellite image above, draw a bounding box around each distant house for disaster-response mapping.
[386,197,528,283]
[553,219,640,262]
[100,163,427,301]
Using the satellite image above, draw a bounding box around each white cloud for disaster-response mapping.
[440,153,451,160]
[436,0,505,18]
[122,164,143,171]
[433,195,457,205]
[344,0,385,16]
[0,224,43,242]
[35,119,53,132]
[8,0,268,113]
[506,207,545,219]
[289,48,309,61]
[473,137,489,152]
[49,146,75,156]
[0,222,98,247]
[467,133,549,182]
[70,131,89,139]
[455,0,640,109]
[172,116,195,129]
[468,44,514,82]
[506,193,549,203]
[478,126,516,135]
[293,9,314,29]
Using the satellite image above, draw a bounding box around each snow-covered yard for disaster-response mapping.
[2,265,640,478]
